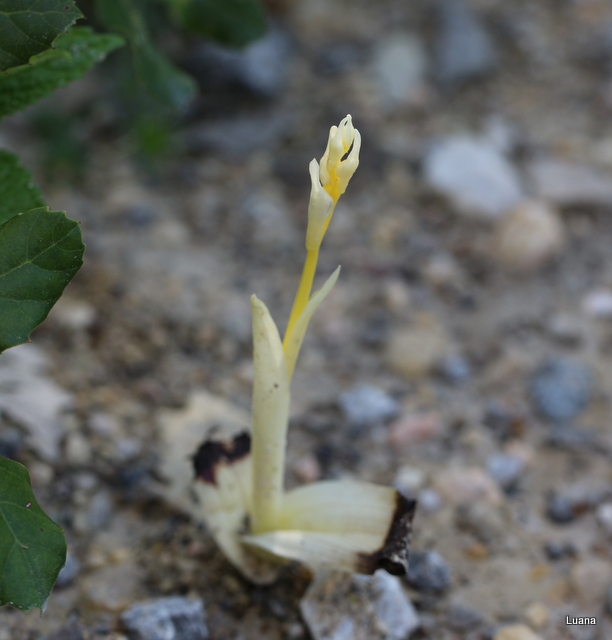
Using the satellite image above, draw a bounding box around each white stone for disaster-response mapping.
[0,345,73,461]
[424,134,524,219]
[371,33,428,108]
[582,289,612,318]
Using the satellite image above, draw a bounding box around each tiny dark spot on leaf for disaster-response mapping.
[273,383,279,388]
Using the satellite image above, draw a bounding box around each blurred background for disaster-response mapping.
[2,0,612,638]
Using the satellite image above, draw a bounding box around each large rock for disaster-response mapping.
[424,135,524,219]
[301,571,420,640]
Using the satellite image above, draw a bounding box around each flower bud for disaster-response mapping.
[318,115,361,203]
[305,159,334,251]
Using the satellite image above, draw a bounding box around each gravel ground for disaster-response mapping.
[2,0,612,638]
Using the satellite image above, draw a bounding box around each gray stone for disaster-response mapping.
[55,552,80,588]
[487,453,524,490]
[545,492,576,524]
[435,0,499,85]
[527,158,612,208]
[424,135,524,219]
[438,354,471,383]
[121,597,208,640]
[301,570,420,640]
[189,111,293,158]
[546,424,602,452]
[0,344,73,462]
[371,32,428,108]
[188,25,292,97]
[42,620,83,640]
[446,604,483,632]
[406,551,452,594]
[338,384,400,428]
[529,358,593,423]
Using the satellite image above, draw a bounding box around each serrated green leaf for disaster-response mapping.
[0,26,124,120]
[0,206,84,352]
[175,0,266,48]
[97,0,196,113]
[0,455,66,612]
[0,0,82,71]
[0,150,45,226]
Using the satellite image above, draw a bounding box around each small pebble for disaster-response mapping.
[293,454,322,483]
[596,503,612,537]
[55,552,81,588]
[545,492,576,524]
[65,432,92,466]
[371,32,429,108]
[338,384,400,428]
[438,354,471,383]
[388,412,444,448]
[433,467,503,506]
[385,321,448,380]
[455,502,507,546]
[546,424,602,452]
[529,358,593,423]
[582,289,612,318]
[491,200,565,273]
[435,0,499,86]
[570,559,612,607]
[543,540,576,560]
[446,604,482,632]
[524,602,549,630]
[121,597,208,640]
[393,466,426,495]
[493,624,542,640]
[418,488,442,512]
[527,158,612,208]
[41,621,84,640]
[487,453,525,491]
[406,551,452,594]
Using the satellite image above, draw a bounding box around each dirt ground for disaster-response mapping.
[2,0,612,638]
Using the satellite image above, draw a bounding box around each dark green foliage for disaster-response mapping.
[0,27,124,119]
[174,0,267,48]
[0,0,82,70]
[0,456,67,612]
[0,206,85,353]
[0,150,45,225]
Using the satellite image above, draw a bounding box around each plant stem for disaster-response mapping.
[283,247,319,357]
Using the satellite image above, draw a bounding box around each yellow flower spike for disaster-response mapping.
[283,115,360,366]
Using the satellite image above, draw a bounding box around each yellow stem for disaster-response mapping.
[283,248,319,353]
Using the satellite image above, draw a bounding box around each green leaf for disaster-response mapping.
[0,0,82,71]
[175,0,266,48]
[0,206,84,353]
[0,455,66,612]
[0,27,124,120]
[0,150,45,226]
[97,0,196,113]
